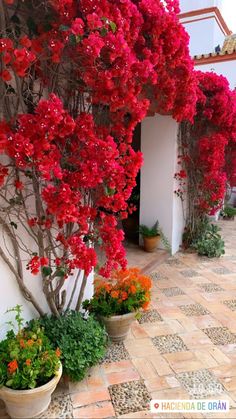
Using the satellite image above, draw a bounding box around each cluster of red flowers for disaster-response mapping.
[177,71,236,216]
[195,72,236,214]
[0,36,35,80]
[0,0,198,284]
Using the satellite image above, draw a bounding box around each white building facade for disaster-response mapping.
[140,0,236,253]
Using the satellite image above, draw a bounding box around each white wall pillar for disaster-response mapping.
[140,114,184,254]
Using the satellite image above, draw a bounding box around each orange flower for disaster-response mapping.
[8,359,18,374]
[111,290,119,299]
[142,301,149,310]
[104,283,111,293]
[129,285,136,294]
[25,359,31,366]
[27,339,34,346]
[121,291,128,301]
[19,339,25,348]
[55,348,61,358]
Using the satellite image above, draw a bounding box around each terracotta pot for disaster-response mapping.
[99,312,136,342]
[0,363,62,419]
[143,235,160,252]
[223,215,235,220]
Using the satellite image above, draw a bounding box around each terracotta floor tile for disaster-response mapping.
[149,354,173,376]
[164,319,186,333]
[177,317,199,332]
[151,387,189,400]
[86,372,105,390]
[208,346,232,365]
[219,343,236,361]
[193,349,218,368]
[73,401,115,418]
[118,410,152,418]
[219,376,236,391]
[106,367,140,385]
[163,351,205,373]
[132,358,159,381]
[102,360,133,374]
[190,314,222,329]
[131,322,149,338]
[68,378,88,394]
[157,308,186,320]
[145,375,180,392]
[179,330,213,349]
[124,338,158,358]
[210,364,236,378]
[144,322,175,338]
[71,389,110,408]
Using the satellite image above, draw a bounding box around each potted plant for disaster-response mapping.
[139,221,170,252]
[83,268,152,342]
[139,221,160,252]
[220,206,236,220]
[0,306,62,419]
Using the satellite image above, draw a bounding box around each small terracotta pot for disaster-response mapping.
[143,235,160,252]
[0,363,62,419]
[99,312,136,342]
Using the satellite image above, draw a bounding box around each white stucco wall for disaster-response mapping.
[181,19,224,56]
[0,228,93,339]
[140,115,183,254]
[195,60,236,89]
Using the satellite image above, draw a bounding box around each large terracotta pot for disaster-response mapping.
[99,312,136,342]
[143,235,160,252]
[0,363,62,419]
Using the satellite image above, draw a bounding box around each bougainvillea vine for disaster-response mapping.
[0,0,197,315]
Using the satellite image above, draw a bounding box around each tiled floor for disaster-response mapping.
[1,220,236,418]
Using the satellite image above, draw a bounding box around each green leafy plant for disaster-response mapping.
[0,306,61,390]
[83,268,152,317]
[139,221,171,251]
[220,206,236,219]
[194,223,225,258]
[139,221,160,237]
[30,311,107,382]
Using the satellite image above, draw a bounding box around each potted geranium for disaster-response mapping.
[83,268,152,342]
[0,306,62,419]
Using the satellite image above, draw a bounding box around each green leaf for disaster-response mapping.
[55,268,66,278]
[100,27,108,37]
[109,21,117,33]
[69,34,77,46]
[42,266,52,276]
[104,186,115,196]
[59,24,70,31]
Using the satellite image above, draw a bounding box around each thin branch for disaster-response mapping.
[0,217,45,316]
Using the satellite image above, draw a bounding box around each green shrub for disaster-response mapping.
[221,206,236,219]
[194,224,225,258]
[29,311,107,382]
